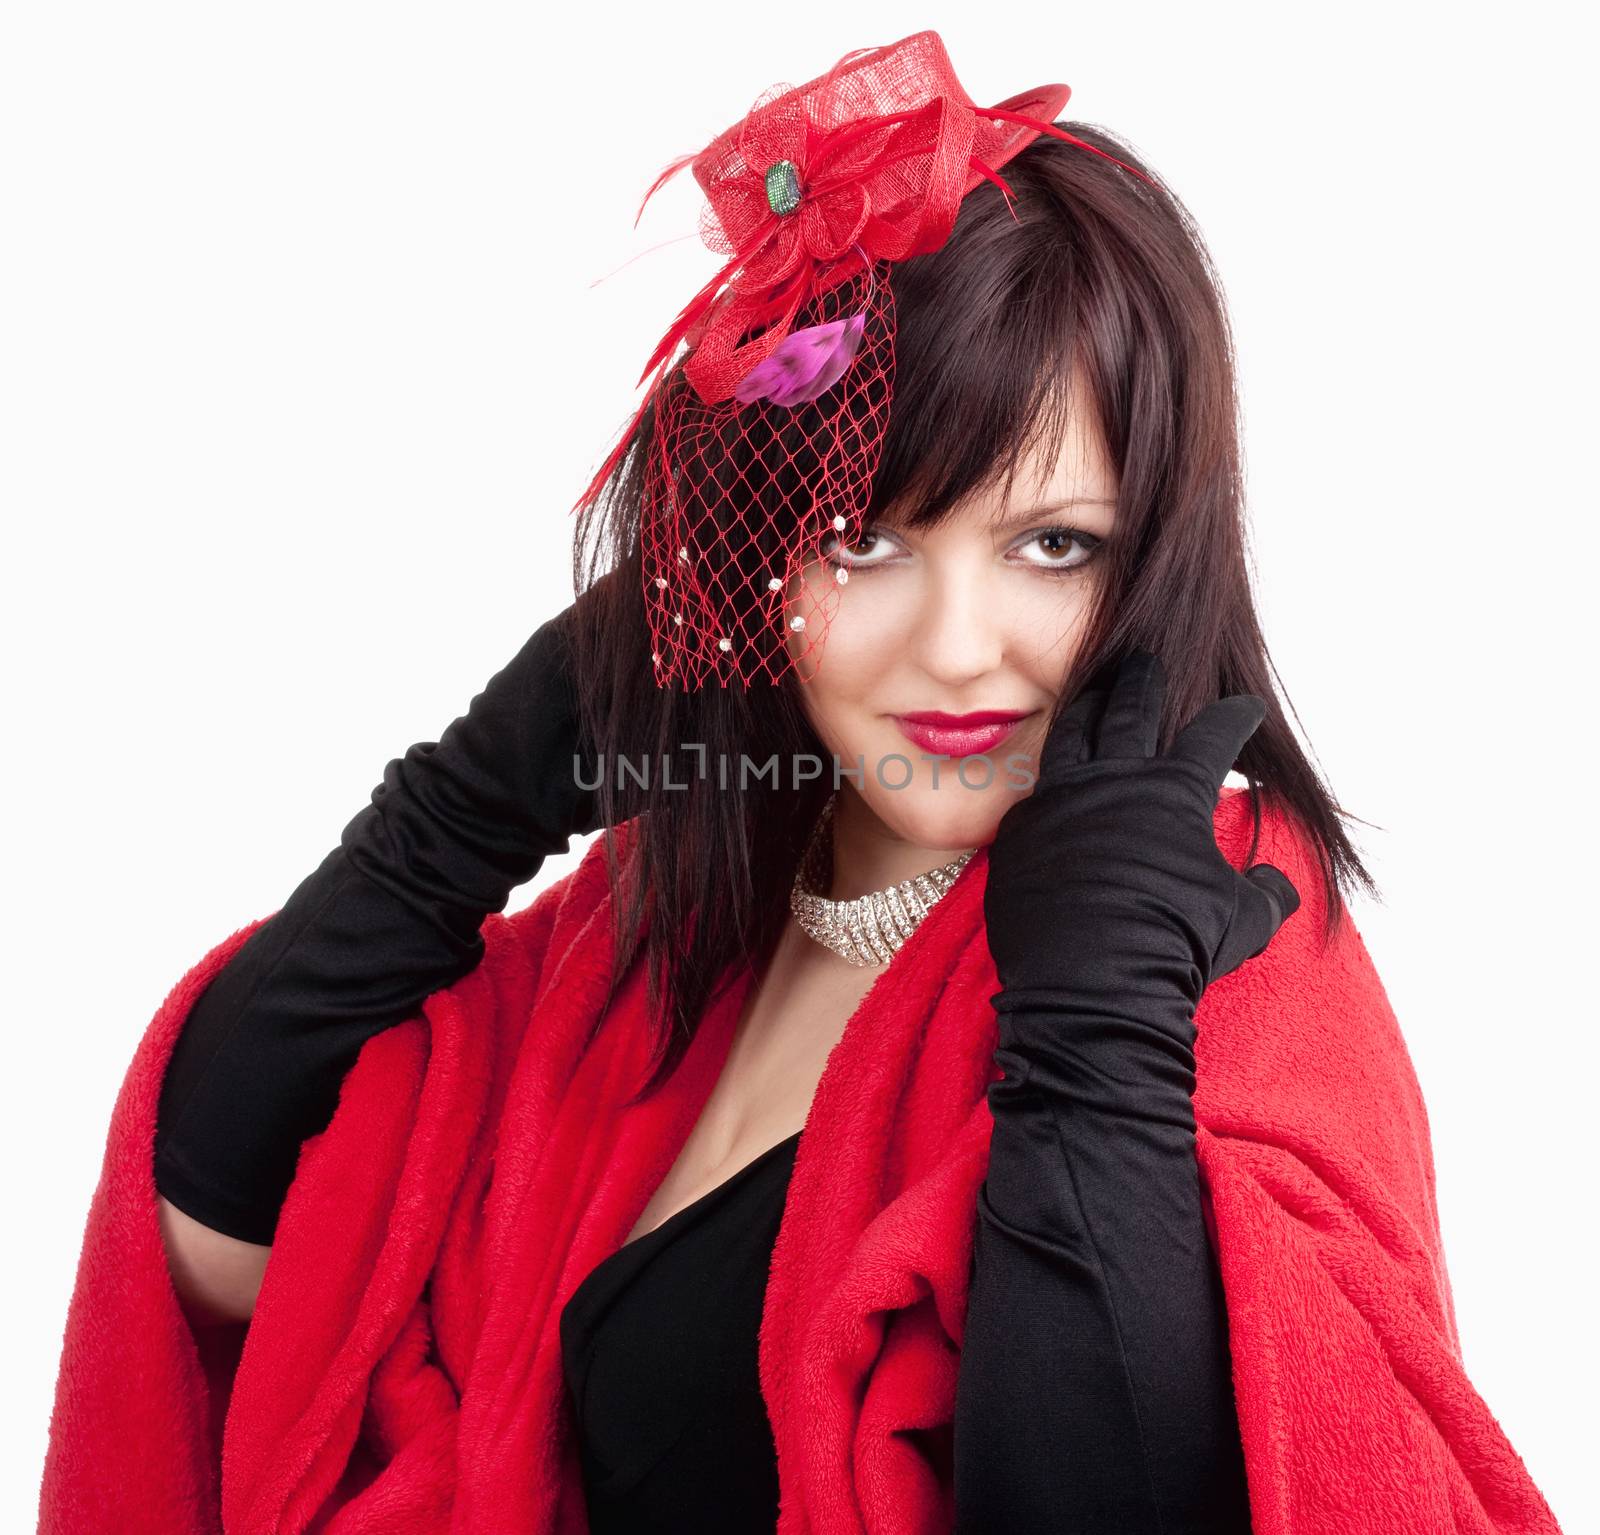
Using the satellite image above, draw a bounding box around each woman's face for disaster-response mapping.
[788,382,1119,855]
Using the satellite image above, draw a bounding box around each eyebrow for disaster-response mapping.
[987,497,1118,531]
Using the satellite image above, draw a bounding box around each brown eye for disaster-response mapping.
[1009,525,1102,573]
[820,526,899,570]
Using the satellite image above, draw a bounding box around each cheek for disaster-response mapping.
[785,557,910,681]
[784,564,873,750]
[789,609,904,797]
[1006,575,1098,690]
[791,639,881,757]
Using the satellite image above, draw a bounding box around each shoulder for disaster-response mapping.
[1196,791,1453,1331]
[1197,791,1435,1196]
[1204,785,1367,1033]
[496,818,642,978]
[1201,786,1400,1099]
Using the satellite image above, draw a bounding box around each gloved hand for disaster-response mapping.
[155,581,615,1244]
[984,646,1299,1018]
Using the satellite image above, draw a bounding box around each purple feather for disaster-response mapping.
[734,313,867,407]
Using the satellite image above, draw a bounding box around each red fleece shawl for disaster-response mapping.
[39,788,1562,1534]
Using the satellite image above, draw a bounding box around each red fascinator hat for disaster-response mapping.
[572,30,1148,689]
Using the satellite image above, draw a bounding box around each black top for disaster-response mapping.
[554,1087,1252,1534]
[559,1129,802,1533]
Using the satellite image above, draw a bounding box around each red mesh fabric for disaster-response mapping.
[642,257,895,688]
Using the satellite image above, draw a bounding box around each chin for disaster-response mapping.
[852,778,1023,855]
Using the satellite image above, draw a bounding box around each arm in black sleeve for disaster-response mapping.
[951,651,1296,1534]
[153,606,601,1245]
[952,993,1253,1533]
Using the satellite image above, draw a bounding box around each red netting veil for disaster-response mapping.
[570,30,1150,688]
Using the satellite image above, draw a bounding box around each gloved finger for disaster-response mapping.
[1037,659,1117,783]
[1169,693,1268,789]
[1212,862,1301,981]
[1095,650,1165,761]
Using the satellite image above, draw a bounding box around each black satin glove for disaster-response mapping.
[154,592,608,1244]
[955,650,1298,1532]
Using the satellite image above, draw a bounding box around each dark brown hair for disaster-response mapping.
[569,121,1381,1100]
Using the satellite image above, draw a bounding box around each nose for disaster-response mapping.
[906,556,1005,686]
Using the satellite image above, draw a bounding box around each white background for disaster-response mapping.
[5,3,1592,1527]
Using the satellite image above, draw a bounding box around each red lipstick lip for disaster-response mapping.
[896,709,1033,727]
[891,709,1036,757]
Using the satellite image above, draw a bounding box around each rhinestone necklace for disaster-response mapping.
[790,793,975,967]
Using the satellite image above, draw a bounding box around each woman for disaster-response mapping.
[41,32,1561,1535]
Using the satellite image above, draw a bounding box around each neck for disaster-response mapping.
[826,790,973,900]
